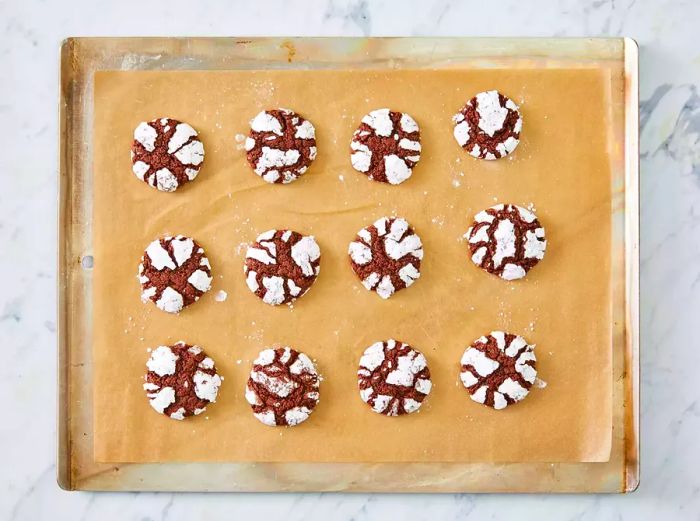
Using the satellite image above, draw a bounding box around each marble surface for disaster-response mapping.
[1,0,698,519]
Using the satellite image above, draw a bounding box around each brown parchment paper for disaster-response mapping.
[93,68,612,463]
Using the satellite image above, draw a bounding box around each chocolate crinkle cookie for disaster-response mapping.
[452,90,522,160]
[350,108,421,185]
[245,347,320,427]
[460,331,537,410]
[357,339,432,416]
[348,216,423,299]
[139,235,213,313]
[143,342,223,420]
[245,108,317,184]
[464,203,546,281]
[244,229,321,306]
[131,117,205,192]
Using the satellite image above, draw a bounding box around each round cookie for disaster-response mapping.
[244,229,321,306]
[464,204,546,281]
[460,331,537,410]
[139,235,213,313]
[357,339,432,416]
[348,216,423,299]
[245,108,317,184]
[452,90,522,160]
[131,117,205,192]
[143,342,223,420]
[245,347,320,426]
[350,108,421,185]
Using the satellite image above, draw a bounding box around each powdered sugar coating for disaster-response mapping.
[350,109,421,185]
[357,339,432,416]
[244,229,321,305]
[348,217,423,299]
[245,108,317,184]
[460,331,537,410]
[144,342,222,420]
[452,90,522,160]
[146,345,178,376]
[245,347,320,426]
[139,235,213,313]
[131,118,204,191]
[465,204,546,280]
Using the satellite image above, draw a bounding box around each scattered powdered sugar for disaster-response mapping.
[431,215,445,227]
[214,290,228,302]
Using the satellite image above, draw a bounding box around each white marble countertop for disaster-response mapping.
[2,0,698,519]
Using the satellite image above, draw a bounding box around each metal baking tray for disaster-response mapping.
[58,37,639,492]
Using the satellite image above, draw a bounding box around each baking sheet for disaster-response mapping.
[92,67,612,463]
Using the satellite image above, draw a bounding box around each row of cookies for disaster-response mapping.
[139,208,546,314]
[131,90,522,191]
[144,332,539,425]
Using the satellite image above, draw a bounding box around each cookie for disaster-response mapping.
[139,235,213,313]
[357,339,432,416]
[348,217,423,299]
[460,331,537,410]
[464,204,546,281]
[143,342,222,420]
[244,229,321,306]
[245,108,317,184]
[131,118,205,192]
[350,109,421,185]
[452,90,522,160]
[245,347,320,426]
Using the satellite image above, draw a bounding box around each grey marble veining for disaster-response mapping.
[1,0,699,519]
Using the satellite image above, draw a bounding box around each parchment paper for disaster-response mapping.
[93,68,613,463]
